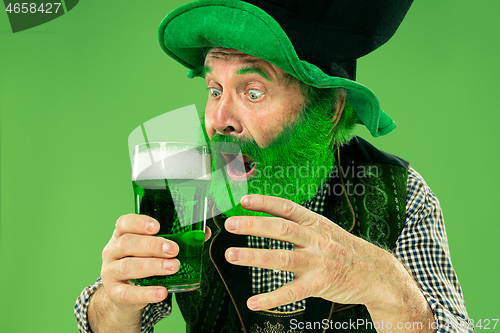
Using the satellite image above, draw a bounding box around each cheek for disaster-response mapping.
[286,94,306,123]
[249,112,291,148]
[247,95,305,148]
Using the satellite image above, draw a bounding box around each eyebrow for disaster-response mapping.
[235,66,271,81]
[200,65,213,77]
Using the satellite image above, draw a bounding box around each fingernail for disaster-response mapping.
[241,196,251,207]
[146,220,157,232]
[163,260,177,271]
[225,218,239,232]
[227,249,242,262]
[249,298,259,310]
[162,242,174,255]
[154,288,165,299]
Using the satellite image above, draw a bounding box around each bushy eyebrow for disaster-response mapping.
[235,66,271,81]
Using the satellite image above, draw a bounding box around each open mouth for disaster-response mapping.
[220,153,256,181]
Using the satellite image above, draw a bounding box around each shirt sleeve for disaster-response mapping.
[74,277,173,333]
[74,277,103,333]
[392,167,474,333]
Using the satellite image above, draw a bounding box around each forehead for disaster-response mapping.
[205,48,256,61]
[204,48,284,77]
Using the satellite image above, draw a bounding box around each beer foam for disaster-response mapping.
[133,146,210,181]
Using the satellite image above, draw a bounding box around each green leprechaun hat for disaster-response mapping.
[158,0,413,137]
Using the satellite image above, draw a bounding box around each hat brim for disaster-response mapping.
[158,0,395,137]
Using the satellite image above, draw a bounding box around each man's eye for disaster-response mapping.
[209,88,222,98]
[248,89,264,100]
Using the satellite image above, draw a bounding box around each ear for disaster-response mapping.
[331,88,347,127]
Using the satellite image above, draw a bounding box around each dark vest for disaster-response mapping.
[173,136,409,333]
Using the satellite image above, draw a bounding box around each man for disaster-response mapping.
[75,0,471,332]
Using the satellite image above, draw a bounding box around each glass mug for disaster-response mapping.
[131,142,211,292]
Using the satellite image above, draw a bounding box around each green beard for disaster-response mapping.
[206,101,337,218]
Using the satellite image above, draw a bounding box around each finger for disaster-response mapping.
[108,233,179,261]
[114,214,160,238]
[225,216,309,247]
[246,279,309,311]
[205,226,212,242]
[240,195,319,226]
[104,257,180,281]
[108,283,169,308]
[225,248,305,273]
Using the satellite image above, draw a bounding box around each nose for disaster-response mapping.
[208,94,243,136]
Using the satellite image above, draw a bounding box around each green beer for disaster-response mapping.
[131,143,210,292]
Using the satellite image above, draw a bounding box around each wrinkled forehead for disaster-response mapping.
[205,47,256,62]
[204,47,290,82]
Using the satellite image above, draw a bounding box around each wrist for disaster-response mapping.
[362,254,436,332]
[367,253,417,310]
[89,286,143,333]
[357,243,406,312]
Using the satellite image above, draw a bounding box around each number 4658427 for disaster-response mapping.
[5,3,62,14]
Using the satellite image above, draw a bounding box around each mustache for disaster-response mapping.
[210,133,256,145]
[209,134,262,158]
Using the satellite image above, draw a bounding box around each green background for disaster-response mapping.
[1,0,498,331]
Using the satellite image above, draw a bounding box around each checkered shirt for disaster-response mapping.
[74,166,471,332]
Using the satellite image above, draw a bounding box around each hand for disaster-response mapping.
[223,195,397,312]
[100,214,212,314]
